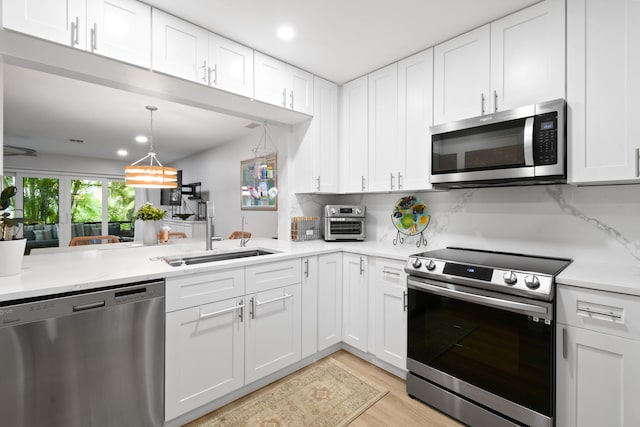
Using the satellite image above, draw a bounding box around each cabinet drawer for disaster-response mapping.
[166,268,245,312]
[246,259,301,294]
[374,257,407,287]
[557,285,640,341]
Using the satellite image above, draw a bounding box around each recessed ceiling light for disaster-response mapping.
[117,149,128,156]
[277,26,295,40]
[135,135,148,143]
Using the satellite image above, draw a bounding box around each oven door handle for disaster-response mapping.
[408,278,549,316]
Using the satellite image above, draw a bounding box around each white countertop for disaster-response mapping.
[1,237,638,302]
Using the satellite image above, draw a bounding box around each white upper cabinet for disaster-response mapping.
[397,49,433,191]
[567,0,640,184]
[368,63,399,192]
[254,51,313,114]
[339,75,369,193]
[3,0,151,68]
[208,32,254,97]
[434,0,565,124]
[490,0,565,112]
[152,9,208,83]
[3,0,86,49]
[433,25,490,124]
[86,0,151,68]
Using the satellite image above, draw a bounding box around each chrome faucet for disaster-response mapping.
[240,216,248,247]
[205,201,214,250]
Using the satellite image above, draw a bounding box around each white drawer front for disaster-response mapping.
[374,257,407,287]
[557,285,640,341]
[166,268,245,312]
[246,259,302,294]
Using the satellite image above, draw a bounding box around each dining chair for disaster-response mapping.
[228,231,251,240]
[69,235,120,246]
[158,231,188,239]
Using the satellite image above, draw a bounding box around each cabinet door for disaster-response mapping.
[398,49,433,191]
[568,0,640,183]
[491,0,565,112]
[165,267,244,312]
[86,0,151,68]
[313,77,339,192]
[245,284,302,383]
[288,65,314,115]
[374,258,407,370]
[165,297,245,421]
[301,256,319,358]
[3,0,85,48]
[433,25,490,124]
[254,51,288,107]
[208,32,253,97]
[368,63,399,192]
[245,259,301,294]
[339,75,369,193]
[151,9,208,83]
[556,325,640,427]
[318,252,343,351]
[342,253,368,352]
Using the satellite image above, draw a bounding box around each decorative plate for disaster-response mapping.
[391,196,430,236]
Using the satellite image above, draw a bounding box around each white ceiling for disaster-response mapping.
[4,0,540,163]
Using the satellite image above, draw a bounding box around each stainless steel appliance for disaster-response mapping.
[323,205,366,241]
[430,98,566,187]
[0,280,165,427]
[405,247,571,427]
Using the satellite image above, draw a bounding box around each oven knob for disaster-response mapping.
[330,208,336,215]
[355,208,362,215]
[503,271,517,285]
[426,260,436,271]
[411,258,422,269]
[525,275,540,289]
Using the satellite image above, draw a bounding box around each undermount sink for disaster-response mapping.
[163,249,277,267]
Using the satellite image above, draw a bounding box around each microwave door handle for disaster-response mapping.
[523,117,535,166]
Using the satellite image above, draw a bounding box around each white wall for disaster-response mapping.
[309,184,640,266]
[4,152,129,178]
[174,125,288,240]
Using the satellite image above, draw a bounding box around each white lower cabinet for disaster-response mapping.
[556,285,640,426]
[165,296,245,421]
[317,252,343,351]
[301,256,319,358]
[373,258,407,371]
[245,284,302,384]
[342,253,369,352]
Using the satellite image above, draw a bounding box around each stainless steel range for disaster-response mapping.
[405,247,571,427]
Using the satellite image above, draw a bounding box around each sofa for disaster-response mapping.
[24,224,59,254]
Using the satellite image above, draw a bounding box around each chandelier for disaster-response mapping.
[125,106,178,188]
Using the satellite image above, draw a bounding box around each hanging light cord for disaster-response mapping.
[131,106,163,166]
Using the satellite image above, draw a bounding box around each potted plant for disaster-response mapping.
[0,186,26,277]
[134,203,167,245]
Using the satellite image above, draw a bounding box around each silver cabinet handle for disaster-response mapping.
[199,301,245,320]
[290,91,294,109]
[361,176,366,191]
[494,90,498,112]
[398,172,403,189]
[403,290,408,312]
[282,88,287,107]
[562,327,567,359]
[256,293,293,307]
[91,22,97,51]
[316,176,321,192]
[359,257,365,275]
[577,306,622,320]
[250,297,255,319]
[390,172,395,190]
[635,148,639,178]
[304,258,309,278]
[71,16,80,46]
[382,269,401,277]
[208,64,218,86]
[200,60,207,83]
[481,92,485,115]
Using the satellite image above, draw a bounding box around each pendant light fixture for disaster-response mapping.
[125,105,178,188]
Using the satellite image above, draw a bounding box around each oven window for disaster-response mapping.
[407,287,552,416]
[432,118,527,174]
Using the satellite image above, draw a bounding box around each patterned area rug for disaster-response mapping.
[187,358,389,427]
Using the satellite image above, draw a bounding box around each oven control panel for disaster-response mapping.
[406,256,554,300]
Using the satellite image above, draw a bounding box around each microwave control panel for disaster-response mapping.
[533,112,558,165]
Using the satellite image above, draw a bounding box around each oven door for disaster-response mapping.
[407,277,554,427]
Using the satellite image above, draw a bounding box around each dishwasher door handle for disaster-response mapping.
[73,301,106,312]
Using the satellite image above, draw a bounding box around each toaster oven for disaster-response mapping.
[323,205,366,241]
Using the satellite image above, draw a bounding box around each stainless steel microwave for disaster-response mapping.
[430,98,566,187]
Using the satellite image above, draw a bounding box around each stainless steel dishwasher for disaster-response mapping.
[0,280,165,427]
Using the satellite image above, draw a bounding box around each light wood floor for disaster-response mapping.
[188,350,463,427]
[331,351,463,427]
